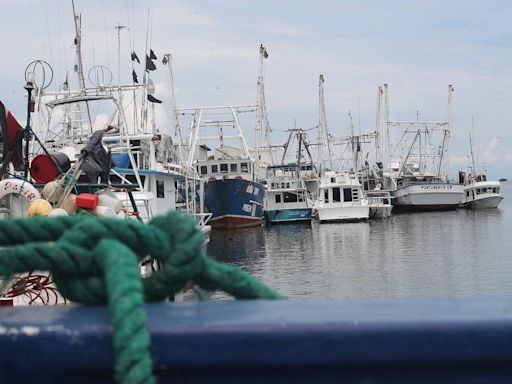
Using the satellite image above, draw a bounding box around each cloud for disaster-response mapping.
[3,0,512,177]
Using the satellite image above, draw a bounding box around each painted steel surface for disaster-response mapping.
[265,208,312,223]
[393,183,464,211]
[2,298,512,383]
[205,178,264,228]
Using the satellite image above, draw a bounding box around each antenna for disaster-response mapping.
[114,23,127,88]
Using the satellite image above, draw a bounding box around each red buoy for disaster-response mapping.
[76,193,99,209]
[30,153,71,184]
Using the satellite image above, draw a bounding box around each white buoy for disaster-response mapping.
[92,206,116,217]
[48,208,69,217]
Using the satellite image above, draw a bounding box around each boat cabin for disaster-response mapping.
[319,172,362,206]
[196,159,254,181]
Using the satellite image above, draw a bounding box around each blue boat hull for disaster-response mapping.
[205,178,265,228]
[265,208,312,223]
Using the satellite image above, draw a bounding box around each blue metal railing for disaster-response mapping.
[1,297,512,383]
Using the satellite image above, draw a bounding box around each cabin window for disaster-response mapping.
[466,190,470,197]
[241,163,249,172]
[275,194,281,203]
[332,187,341,202]
[156,180,165,198]
[284,192,298,203]
[343,188,353,202]
[220,164,228,173]
[497,187,500,193]
[331,177,335,183]
[286,183,290,189]
[324,190,329,203]
[492,187,497,193]
[383,199,389,205]
[298,191,304,202]
[211,164,218,173]
[476,189,480,195]
[200,165,207,175]
[230,163,238,172]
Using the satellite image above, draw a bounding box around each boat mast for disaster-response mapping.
[437,84,453,177]
[255,44,274,165]
[114,23,127,133]
[375,86,383,165]
[318,74,333,172]
[71,0,93,133]
[163,54,184,164]
[383,83,390,168]
[469,118,476,175]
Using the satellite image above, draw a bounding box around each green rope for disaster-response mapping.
[0,211,285,383]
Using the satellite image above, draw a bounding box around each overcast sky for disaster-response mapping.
[2,0,511,178]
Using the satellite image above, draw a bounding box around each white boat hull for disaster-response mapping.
[465,195,503,209]
[461,180,504,209]
[316,205,369,222]
[393,183,463,211]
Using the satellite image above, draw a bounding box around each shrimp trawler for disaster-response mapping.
[183,105,265,229]
[264,129,315,224]
[381,85,463,211]
[0,0,211,233]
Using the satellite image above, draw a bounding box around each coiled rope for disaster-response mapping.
[0,211,284,383]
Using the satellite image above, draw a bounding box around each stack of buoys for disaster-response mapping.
[27,177,123,219]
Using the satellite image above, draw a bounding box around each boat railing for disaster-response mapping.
[194,212,213,228]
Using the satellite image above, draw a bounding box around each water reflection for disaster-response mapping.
[208,184,512,299]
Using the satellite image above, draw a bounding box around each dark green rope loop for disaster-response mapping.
[0,211,284,384]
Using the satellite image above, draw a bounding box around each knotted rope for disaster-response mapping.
[0,211,284,383]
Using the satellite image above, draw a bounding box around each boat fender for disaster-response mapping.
[27,199,53,217]
[92,206,117,217]
[0,179,40,201]
[42,180,65,203]
[60,194,77,214]
[48,208,69,217]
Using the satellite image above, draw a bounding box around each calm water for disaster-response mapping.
[208,182,512,299]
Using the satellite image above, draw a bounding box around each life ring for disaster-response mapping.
[0,179,41,201]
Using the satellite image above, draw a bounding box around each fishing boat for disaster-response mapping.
[460,174,503,209]
[381,85,463,211]
[265,165,312,223]
[314,171,369,222]
[458,130,503,209]
[0,1,211,234]
[183,105,265,229]
[264,129,317,223]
